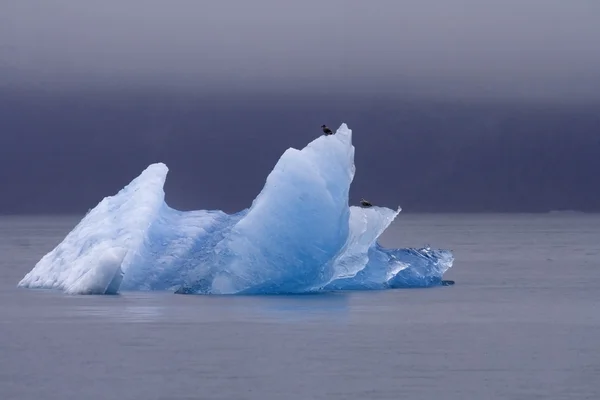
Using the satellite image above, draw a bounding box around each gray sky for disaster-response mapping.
[2,0,600,99]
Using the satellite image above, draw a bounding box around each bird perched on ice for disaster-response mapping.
[321,125,333,135]
[360,199,373,208]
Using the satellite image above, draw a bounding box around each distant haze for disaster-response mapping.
[1,2,600,214]
[2,0,600,100]
[1,90,599,214]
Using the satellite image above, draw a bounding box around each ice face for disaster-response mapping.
[18,124,454,295]
[17,163,167,294]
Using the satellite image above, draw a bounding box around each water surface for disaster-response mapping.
[1,214,599,400]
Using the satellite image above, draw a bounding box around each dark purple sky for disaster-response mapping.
[1,1,599,214]
[1,90,599,214]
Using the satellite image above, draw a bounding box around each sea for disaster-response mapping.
[1,213,599,400]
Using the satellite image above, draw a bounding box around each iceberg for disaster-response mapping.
[18,124,454,295]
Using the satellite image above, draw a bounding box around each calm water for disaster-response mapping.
[1,214,599,400]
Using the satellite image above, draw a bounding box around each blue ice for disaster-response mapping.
[18,124,454,295]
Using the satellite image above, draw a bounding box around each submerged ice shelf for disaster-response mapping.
[18,124,454,295]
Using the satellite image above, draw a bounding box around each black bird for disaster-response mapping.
[360,199,373,208]
[321,125,333,135]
